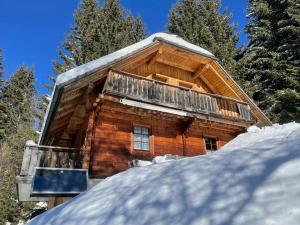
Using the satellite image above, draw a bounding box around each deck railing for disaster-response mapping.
[104,70,253,121]
[20,144,83,176]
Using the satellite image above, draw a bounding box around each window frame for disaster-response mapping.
[132,125,152,152]
[204,136,218,151]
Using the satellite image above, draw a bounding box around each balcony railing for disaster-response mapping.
[20,144,83,176]
[104,70,253,121]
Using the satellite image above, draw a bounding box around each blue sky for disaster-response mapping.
[0,0,248,94]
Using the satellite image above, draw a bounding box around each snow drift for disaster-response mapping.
[28,123,300,225]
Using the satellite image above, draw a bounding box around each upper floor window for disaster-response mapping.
[204,137,217,151]
[134,127,150,151]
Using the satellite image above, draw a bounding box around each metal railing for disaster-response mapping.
[103,70,253,121]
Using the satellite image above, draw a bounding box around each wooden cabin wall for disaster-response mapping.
[86,103,236,178]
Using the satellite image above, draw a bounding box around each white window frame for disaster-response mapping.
[133,126,150,151]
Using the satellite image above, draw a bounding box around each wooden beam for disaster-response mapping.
[66,83,95,134]
[60,91,82,103]
[161,44,212,64]
[55,108,75,121]
[50,121,69,133]
[148,48,163,67]
[209,65,241,99]
[193,64,210,79]
[58,97,82,109]
[116,44,160,71]
[197,72,219,94]
[156,58,195,73]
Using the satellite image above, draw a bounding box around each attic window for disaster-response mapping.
[204,137,217,151]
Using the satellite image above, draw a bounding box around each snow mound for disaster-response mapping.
[28,123,300,225]
[130,155,182,167]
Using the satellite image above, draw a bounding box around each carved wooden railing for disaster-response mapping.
[20,144,83,176]
[104,70,253,121]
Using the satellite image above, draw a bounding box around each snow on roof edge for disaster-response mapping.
[55,32,215,86]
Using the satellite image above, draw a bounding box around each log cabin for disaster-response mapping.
[16,33,271,207]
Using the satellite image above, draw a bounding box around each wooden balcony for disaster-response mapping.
[103,70,254,122]
[20,144,83,177]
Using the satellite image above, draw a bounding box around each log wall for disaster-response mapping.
[88,106,236,178]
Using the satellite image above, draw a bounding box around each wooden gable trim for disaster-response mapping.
[148,47,163,67]
[193,64,210,79]
[194,71,219,94]
[160,43,213,64]
[208,65,241,100]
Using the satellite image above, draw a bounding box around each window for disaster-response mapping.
[204,137,217,151]
[134,127,150,151]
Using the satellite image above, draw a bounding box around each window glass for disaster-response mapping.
[134,142,142,150]
[134,127,141,134]
[134,126,150,151]
[205,137,217,151]
[142,127,149,134]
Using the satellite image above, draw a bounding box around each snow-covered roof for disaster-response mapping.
[56,32,216,86]
[30,122,300,225]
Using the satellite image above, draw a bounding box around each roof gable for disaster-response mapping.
[56,33,216,87]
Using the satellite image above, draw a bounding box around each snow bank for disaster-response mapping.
[129,155,182,167]
[28,123,300,225]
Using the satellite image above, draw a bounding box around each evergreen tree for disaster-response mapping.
[168,0,238,75]
[41,0,145,113]
[0,66,37,224]
[0,126,38,224]
[52,0,145,76]
[0,66,36,140]
[237,0,300,123]
[0,49,5,137]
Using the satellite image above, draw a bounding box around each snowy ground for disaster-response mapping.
[27,123,300,225]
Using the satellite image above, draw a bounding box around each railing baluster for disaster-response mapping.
[107,71,252,121]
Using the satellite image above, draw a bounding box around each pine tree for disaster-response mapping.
[0,66,37,224]
[168,0,238,75]
[52,0,145,76]
[40,0,145,114]
[0,66,36,140]
[269,0,300,123]
[237,0,300,123]
[0,50,6,139]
